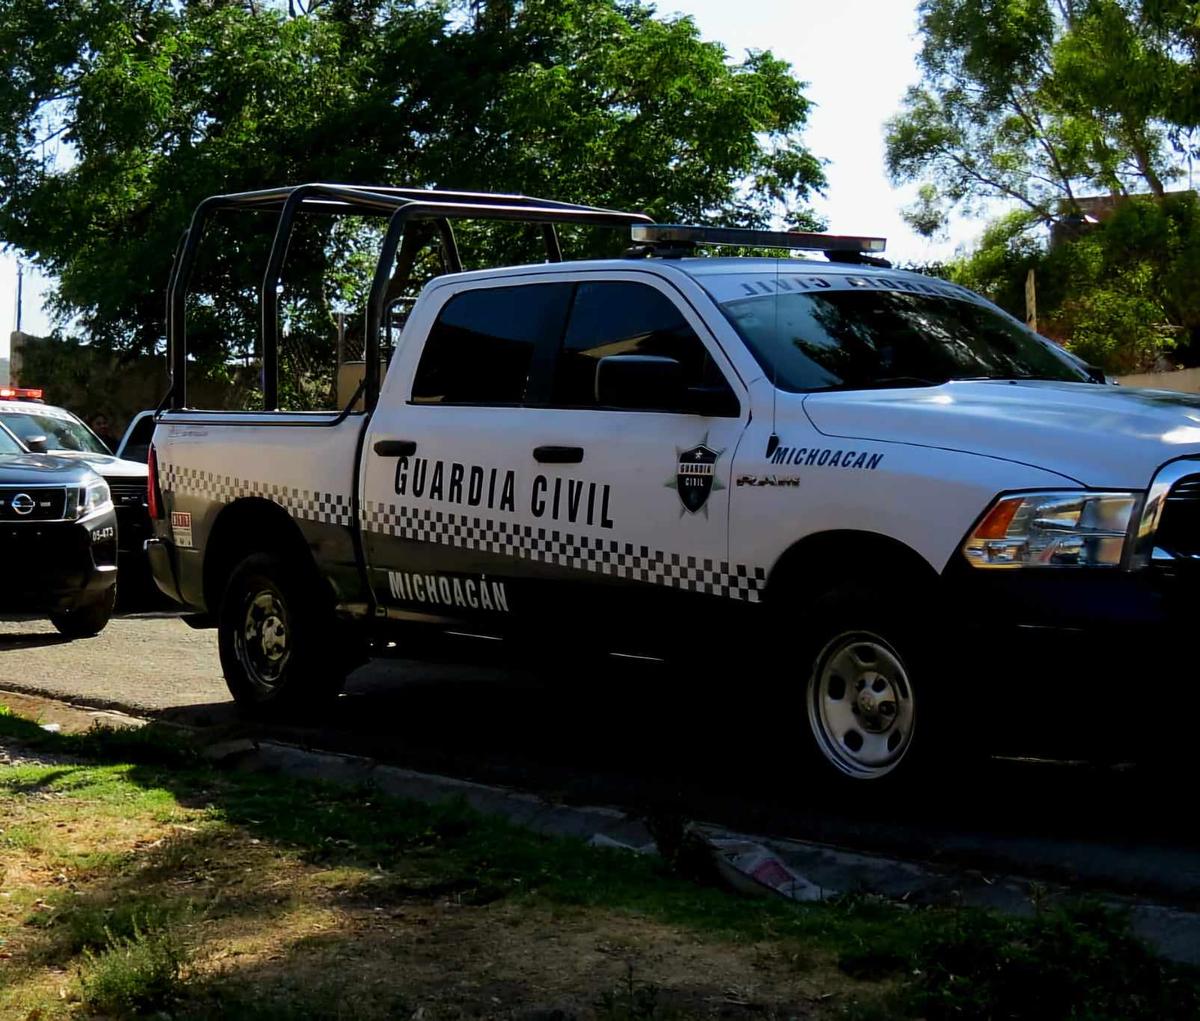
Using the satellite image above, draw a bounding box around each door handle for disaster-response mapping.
[374,439,417,457]
[533,445,584,464]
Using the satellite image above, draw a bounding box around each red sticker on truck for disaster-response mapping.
[170,511,193,549]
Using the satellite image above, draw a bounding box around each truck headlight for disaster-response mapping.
[962,491,1140,568]
[73,479,112,520]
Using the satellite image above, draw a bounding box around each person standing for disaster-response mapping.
[90,413,117,453]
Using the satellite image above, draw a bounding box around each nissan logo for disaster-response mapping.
[11,493,35,516]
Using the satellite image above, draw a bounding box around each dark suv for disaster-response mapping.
[0,397,150,570]
[0,424,118,636]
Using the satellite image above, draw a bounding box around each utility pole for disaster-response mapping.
[15,261,22,333]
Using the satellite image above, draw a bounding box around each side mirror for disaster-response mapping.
[595,355,684,410]
[25,434,49,453]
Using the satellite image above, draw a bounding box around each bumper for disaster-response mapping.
[116,505,152,556]
[145,537,185,605]
[0,512,119,614]
[943,562,1195,755]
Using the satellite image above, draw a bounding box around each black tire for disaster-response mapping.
[791,583,950,784]
[217,553,348,714]
[50,586,116,639]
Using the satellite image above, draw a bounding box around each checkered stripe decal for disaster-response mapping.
[363,501,767,602]
[161,464,352,527]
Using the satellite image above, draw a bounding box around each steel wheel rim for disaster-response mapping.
[807,631,916,779]
[235,587,291,693]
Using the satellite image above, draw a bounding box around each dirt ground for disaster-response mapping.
[5,613,1200,938]
[0,744,884,1020]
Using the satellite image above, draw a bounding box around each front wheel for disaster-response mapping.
[50,586,116,639]
[795,586,952,783]
[218,553,347,714]
[807,628,918,780]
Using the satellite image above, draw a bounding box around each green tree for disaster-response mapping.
[886,0,1198,236]
[0,0,826,381]
[950,194,1200,373]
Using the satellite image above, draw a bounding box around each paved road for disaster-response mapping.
[0,614,226,712]
[3,614,1199,910]
[0,614,516,718]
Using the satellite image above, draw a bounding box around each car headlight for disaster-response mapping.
[74,479,112,520]
[962,491,1140,568]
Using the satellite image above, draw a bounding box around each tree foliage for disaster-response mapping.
[950,193,1200,373]
[886,0,1200,236]
[895,1,1200,374]
[0,0,825,375]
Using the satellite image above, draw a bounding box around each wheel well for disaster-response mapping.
[202,499,315,613]
[766,530,939,605]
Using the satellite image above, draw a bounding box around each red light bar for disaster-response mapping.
[0,387,43,400]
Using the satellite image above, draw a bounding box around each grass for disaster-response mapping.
[1,705,1198,1020]
[78,916,188,1017]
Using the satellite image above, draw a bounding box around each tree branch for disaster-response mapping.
[941,147,1059,222]
[35,122,73,148]
[1010,89,1076,204]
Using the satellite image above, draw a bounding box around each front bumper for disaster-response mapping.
[943,561,1196,756]
[0,511,119,614]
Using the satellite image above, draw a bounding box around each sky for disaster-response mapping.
[0,0,986,359]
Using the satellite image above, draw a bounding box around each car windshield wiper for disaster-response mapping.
[860,376,946,389]
[808,376,948,393]
[952,372,1091,382]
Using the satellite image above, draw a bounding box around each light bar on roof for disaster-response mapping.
[0,387,43,400]
[631,224,887,254]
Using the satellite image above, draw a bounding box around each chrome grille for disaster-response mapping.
[1155,475,1200,560]
[0,486,70,521]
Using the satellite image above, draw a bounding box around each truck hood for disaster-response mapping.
[802,380,1200,488]
[45,450,149,479]
[0,452,97,484]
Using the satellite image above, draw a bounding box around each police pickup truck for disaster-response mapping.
[146,185,1200,782]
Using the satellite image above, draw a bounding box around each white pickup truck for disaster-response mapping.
[147,185,1199,783]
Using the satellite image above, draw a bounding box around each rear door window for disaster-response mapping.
[411,283,572,405]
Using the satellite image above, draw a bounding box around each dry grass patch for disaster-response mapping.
[0,759,867,1020]
[1,709,1197,1021]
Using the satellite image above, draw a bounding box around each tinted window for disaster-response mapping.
[0,409,111,454]
[716,288,1088,392]
[552,281,731,410]
[411,283,571,405]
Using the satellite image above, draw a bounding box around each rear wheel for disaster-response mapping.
[218,553,347,713]
[50,586,116,639]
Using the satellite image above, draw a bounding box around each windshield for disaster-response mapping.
[714,285,1089,392]
[0,426,23,455]
[0,409,111,454]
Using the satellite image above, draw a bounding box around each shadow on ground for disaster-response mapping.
[129,633,1200,909]
[0,631,71,651]
[0,747,841,1021]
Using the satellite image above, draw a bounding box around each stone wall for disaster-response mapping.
[1114,367,1200,393]
[8,333,255,438]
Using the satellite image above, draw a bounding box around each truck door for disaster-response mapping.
[360,279,573,624]
[514,274,753,645]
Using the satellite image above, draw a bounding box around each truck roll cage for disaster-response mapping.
[165,183,654,412]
